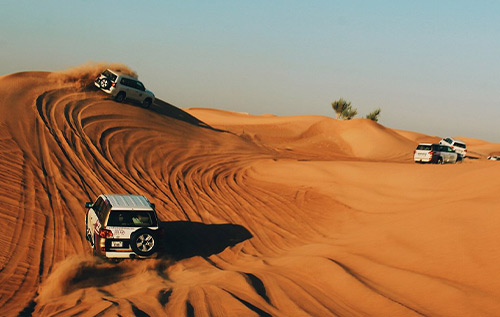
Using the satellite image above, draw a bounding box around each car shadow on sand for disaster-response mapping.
[156,221,252,261]
[149,99,226,132]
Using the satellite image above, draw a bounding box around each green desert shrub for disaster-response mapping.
[365,108,381,122]
[331,98,357,120]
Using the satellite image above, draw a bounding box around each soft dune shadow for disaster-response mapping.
[150,99,225,132]
[157,221,252,260]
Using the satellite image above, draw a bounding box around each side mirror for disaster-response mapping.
[85,202,93,208]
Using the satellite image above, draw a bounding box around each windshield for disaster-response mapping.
[106,210,157,227]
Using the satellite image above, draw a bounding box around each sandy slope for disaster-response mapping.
[0,67,500,316]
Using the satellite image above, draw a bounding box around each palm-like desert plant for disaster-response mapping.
[366,108,381,122]
[331,98,357,120]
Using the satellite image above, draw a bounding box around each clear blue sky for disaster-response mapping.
[2,0,499,142]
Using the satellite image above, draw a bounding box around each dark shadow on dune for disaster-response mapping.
[18,299,36,317]
[158,221,252,261]
[149,99,227,132]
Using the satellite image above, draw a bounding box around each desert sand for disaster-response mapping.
[1,65,500,316]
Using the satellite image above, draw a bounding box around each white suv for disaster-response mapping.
[85,194,160,259]
[439,137,467,158]
[413,143,459,164]
[94,69,155,108]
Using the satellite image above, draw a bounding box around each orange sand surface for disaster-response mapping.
[1,67,500,316]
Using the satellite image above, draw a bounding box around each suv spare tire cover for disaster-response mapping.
[100,78,111,89]
[130,228,158,256]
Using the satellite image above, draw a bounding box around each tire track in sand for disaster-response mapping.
[0,73,440,315]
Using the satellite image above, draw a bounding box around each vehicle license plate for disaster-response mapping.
[112,241,123,248]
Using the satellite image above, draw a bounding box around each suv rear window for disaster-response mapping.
[106,210,158,227]
[102,70,117,82]
[453,143,466,149]
[416,144,431,150]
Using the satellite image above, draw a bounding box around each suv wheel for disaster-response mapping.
[115,92,126,103]
[437,157,443,164]
[142,98,152,108]
[130,228,158,257]
[100,78,111,89]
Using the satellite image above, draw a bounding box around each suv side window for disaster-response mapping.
[120,78,134,88]
[101,203,111,223]
[93,197,104,220]
[134,80,146,91]
[93,198,112,222]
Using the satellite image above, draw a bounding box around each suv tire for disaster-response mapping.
[437,157,443,164]
[130,228,158,257]
[142,98,152,108]
[115,92,126,102]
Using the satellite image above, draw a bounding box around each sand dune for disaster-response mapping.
[1,66,500,316]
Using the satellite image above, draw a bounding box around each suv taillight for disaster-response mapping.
[111,82,116,87]
[99,228,113,238]
[428,151,434,156]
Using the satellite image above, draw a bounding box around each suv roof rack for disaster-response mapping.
[102,194,152,209]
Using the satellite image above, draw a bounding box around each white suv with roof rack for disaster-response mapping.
[85,194,160,259]
[94,69,155,108]
[439,137,467,158]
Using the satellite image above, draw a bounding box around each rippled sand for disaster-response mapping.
[1,66,500,316]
